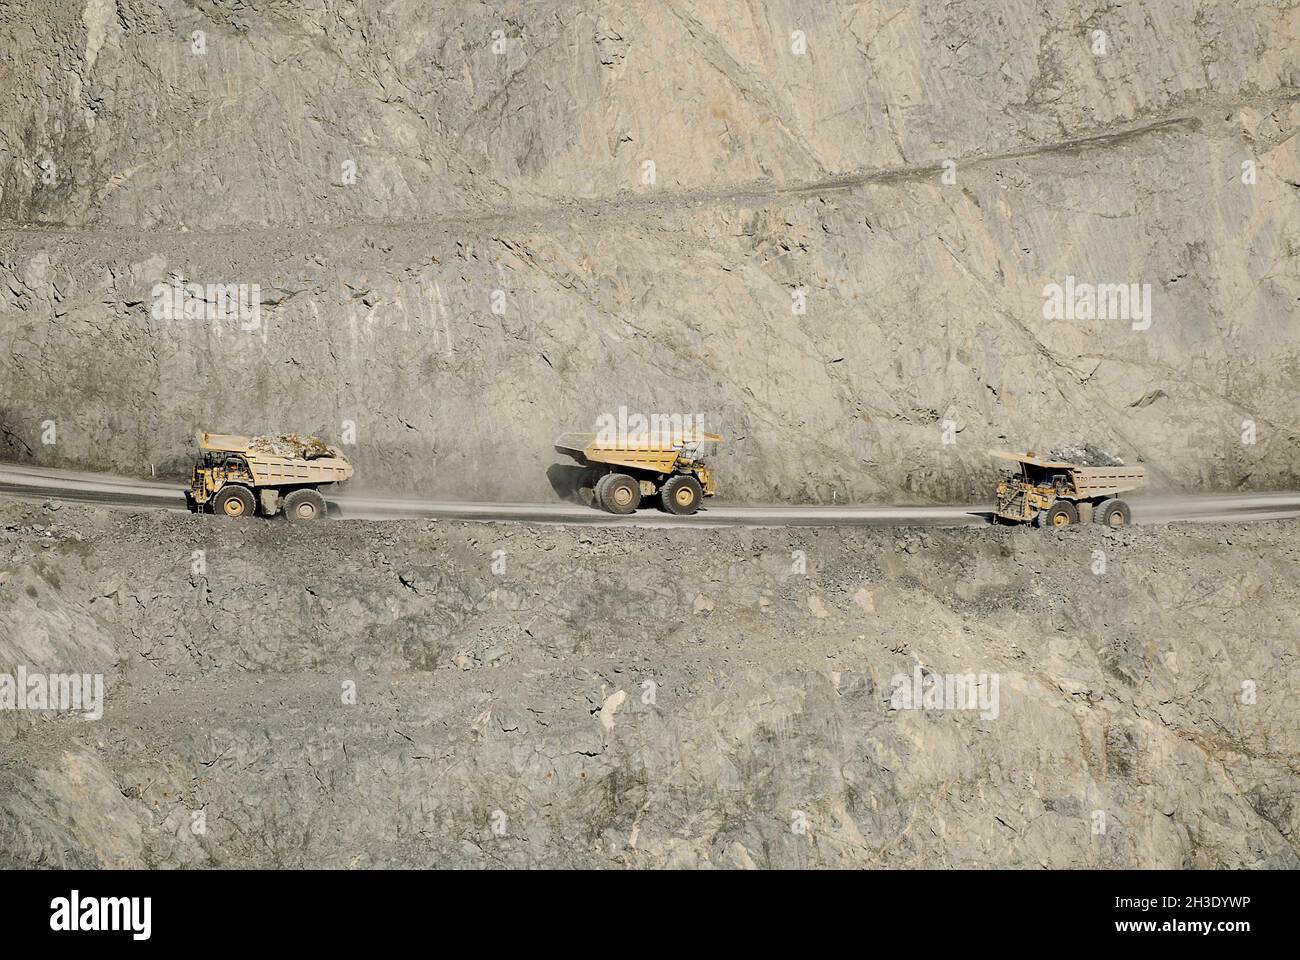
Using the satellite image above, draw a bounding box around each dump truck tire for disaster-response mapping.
[593,473,614,509]
[213,485,255,518]
[661,475,703,515]
[1098,499,1131,527]
[600,473,641,514]
[1039,501,1078,529]
[580,467,606,506]
[283,488,327,522]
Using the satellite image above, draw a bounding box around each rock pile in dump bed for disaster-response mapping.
[1,500,1296,869]
[247,435,335,460]
[1048,444,1126,467]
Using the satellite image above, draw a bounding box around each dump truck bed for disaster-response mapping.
[990,450,1145,497]
[246,457,352,486]
[1068,465,1147,497]
[555,431,722,474]
[198,431,353,486]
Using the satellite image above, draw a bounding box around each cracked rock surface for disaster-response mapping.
[1,1,1298,500]
[1,501,1295,868]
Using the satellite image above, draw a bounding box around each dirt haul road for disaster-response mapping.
[3,463,1300,528]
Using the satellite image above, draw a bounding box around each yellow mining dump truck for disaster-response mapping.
[185,432,353,521]
[991,450,1146,528]
[555,431,722,515]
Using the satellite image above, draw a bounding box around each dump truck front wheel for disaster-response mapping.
[1097,499,1131,527]
[661,475,703,515]
[283,488,327,522]
[213,485,255,519]
[1039,501,1078,529]
[600,474,641,514]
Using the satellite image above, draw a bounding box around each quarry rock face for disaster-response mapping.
[0,1,1298,874]
[1,502,1297,869]
[1,0,1298,500]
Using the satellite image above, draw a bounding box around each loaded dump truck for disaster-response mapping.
[991,450,1146,528]
[555,431,722,515]
[185,432,353,521]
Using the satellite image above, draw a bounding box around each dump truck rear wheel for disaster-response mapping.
[593,473,614,509]
[660,475,703,515]
[600,474,641,514]
[1039,501,1078,529]
[283,488,327,522]
[579,466,603,491]
[1098,499,1131,527]
[590,468,613,504]
[213,485,255,519]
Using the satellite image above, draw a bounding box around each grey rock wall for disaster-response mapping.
[1,1,1298,500]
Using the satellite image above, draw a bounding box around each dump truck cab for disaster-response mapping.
[555,430,722,515]
[186,432,353,521]
[991,450,1146,528]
